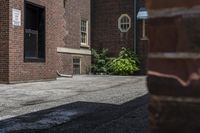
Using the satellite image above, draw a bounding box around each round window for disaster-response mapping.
[118,14,131,32]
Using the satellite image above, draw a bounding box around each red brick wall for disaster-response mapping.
[63,0,91,49]
[146,0,200,132]
[146,0,200,9]
[58,53,91,75]
[0,0,91,83]
[91,0,134,57]
[0,0,9,83]
[57,0,91,75]
[8,0,65,83]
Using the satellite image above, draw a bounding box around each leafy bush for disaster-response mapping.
[91,49,110,74]
[108,48,140,75]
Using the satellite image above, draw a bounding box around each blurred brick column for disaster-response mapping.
[138,38,149,75]
[146,0,200,133]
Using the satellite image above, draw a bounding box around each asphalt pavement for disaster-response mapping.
[0,75,148,133]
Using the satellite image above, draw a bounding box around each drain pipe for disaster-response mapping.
[57,71,73,78]
[133,0,137,54]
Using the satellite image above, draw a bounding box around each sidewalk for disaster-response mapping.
[0,75,148,132]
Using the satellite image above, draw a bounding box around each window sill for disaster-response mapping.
[24,57,45,63]
[80,44,90,49]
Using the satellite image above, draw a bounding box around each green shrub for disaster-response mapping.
[91,49,110,74]
[108,48,140,75]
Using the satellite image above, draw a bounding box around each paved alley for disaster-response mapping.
[0,76,148,133]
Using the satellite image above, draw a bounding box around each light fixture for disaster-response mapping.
[137,8,149,39]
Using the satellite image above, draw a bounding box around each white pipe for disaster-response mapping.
[57,71,73,78]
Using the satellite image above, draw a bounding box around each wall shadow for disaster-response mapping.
[0,94,149,133]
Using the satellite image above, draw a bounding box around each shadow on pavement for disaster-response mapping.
[0,94,149,133]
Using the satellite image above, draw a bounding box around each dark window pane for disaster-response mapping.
[24,2,45,61]
[25,29,38,58]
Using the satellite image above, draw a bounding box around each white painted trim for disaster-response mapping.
[57,47,91,55]
[80,44,90,48]
[149,52,200,59]
[80,19,89,46]
[118,14,131,33]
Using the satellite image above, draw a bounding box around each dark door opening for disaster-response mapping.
[24,2,45,62]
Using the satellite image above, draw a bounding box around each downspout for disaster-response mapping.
[133,0,137,54]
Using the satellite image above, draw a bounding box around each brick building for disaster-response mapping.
[0,0,91,83]
[91,0,145,56]
[57,0,91,75]
[91,0,147,73]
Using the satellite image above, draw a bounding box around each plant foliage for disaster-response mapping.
[91,49,110,74]
[108,48,140,75]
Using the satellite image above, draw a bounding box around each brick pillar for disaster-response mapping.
[0,0,9,83]
[146,1,200,133]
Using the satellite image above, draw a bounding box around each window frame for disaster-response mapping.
[80,19,89,47]
[24,1,46,63]
[118,14,131,33]
[73,57,81,75]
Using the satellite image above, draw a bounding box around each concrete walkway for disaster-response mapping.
[0,75,148,132]
[0,75,147,120]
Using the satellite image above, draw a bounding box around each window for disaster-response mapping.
[63,0,67,8]
[118,14,131,32]
[24,2,45,62]
[81,20,88,46]
[73,58,81,75]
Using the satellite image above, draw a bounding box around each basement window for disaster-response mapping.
[24,2,45,62]
[118,14,131,32]
[73,58,81,75]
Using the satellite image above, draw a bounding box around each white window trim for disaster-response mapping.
[80,19,89,47]
[118,14,131,32]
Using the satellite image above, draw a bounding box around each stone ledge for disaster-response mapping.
[57,47,91,56]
